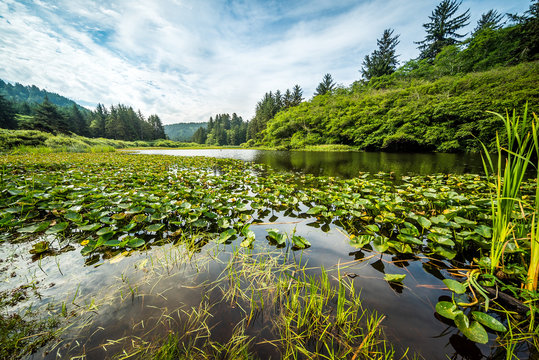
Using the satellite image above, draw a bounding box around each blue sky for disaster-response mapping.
[0,0,531,124]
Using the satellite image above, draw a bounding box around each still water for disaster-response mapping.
[18,149,530,359]
[133,149,488,177]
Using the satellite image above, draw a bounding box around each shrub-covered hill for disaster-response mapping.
[260,62,539,152]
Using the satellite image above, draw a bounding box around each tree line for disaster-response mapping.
[191,113,247,146]
[0,93,166,141]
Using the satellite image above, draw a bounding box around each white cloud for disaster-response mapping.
[0,0,532,124]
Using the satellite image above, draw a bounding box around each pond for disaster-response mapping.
[1,152,535,360]
[132,148,489,177]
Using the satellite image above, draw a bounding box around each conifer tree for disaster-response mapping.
[314,73,336,96]
[416,0,470,60]
[361,29,400,80]
[0,94,17,129]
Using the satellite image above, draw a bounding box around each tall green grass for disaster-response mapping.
[480,105,536,276]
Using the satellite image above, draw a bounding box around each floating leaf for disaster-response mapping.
[475,225,492,238]
[18,221,50,233]
[65,211,83,223]
[306,205,327,215]
[29,241,50,254]
[384,274,406,283]
[111,213,126,220]
[133,214,147,223]
[45,222,68,234]
[127,237,145,248]
[417,216,432,229]
[365,224,380,233]
[372,236,389,252]
[266,228,286,245]
[218,218,231,229]
[435,301,460,320]
[218,229,237,244]
[291,235,310,249]
[79,223,101,232]
[443,279,467,294]
[472,311,507,332]
[96,227,114,236]
[458,320,488,344]
[145,223,164,232]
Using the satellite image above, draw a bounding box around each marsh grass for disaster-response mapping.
[479,106,535,275]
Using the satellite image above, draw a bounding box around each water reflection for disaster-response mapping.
[133,149,489,177]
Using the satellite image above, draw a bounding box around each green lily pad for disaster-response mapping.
[291,235,310,249]
[443,279,467,294]
[471,311,507,332]
[65,211,83,223]
[79,223,101,231]
[218,228,237,243]
[384,273,406,283]
[372,236,389,252]
[306,205,327,215]
[145,223,164,232]
[458,320,488,344]
[127,237,145,248]
[45,222,69,234]
[96,227,114,236]
[435,301,460,320]
[18,221,50,233]
[475,225,492,238]
[417,216,432,229]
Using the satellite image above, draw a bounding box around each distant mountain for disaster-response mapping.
[164,122,207,142]
[0,79,90,114]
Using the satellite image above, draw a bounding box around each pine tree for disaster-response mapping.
[474,10,504,33]
[314,73,336,96]
[416,0,470,60]
[361,29,400,80]
[32,96,68,133]
[291,85,303,106]
[0,94,17,129]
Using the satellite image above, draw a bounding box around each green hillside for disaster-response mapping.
[164,122,207,141]
[258,62,539,152]
[0,79,90,115]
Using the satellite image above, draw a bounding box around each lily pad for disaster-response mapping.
[471,311,507,332]
[435,301,460,320]
[127,237,145,248]
[45,222,69,234]
[145,223,164,232]
[384,273,406,283]
[443,279,467,294]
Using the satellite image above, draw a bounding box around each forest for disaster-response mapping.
[245,0,539,151]
[0,83,166,142]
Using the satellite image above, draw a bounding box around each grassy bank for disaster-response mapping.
[0,129,200,154]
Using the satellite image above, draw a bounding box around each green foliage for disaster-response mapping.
[0,94,17,129]
[416,0,471,60]
[259,62,538,151]
[200,113,247,146]
[164,122,208,141]
[361,28,400,80]
[247,85,304,141]
[314,73,336,96]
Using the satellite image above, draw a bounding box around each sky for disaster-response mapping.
[0,0,532,124]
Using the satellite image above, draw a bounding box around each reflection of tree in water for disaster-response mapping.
[253,151,488,178]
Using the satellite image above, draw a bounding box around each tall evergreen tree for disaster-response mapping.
[0,94,17,129]
[32,96,68,133]
[474,10,504,33]
[147,114,166,140]
[68,104,87,135]
[361,28,401,80]
[416,0,470,60]
[314,73,336,96]
[291,85,303,106]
